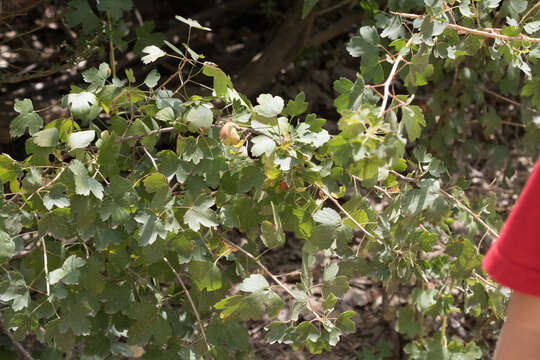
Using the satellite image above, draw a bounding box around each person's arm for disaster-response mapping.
[494,291,540,359]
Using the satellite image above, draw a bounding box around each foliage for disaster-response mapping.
[2,0,540,358]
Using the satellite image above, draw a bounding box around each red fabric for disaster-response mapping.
[483,158,540,297]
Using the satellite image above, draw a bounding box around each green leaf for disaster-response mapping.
[134,21,167,55]
[239,274,269,293]
[144,69,161,89]
[203,63,232,97]
[67,130,95,149]
[303,0,320,18]
[141,45,166,64]
[335,310,356,333]
[206,319,250,351]
[10,98,43,137]
[96,0,133,19]
[322,292,338,311]
[346,26,379,57]
[402,105,426,142]
[185,106,213,132]
[402,178,440,216]
[82,63,110,91]
[134,211,167,246]
[188,261,222,291]
[0,154,21,183]
[313,207,341,226]
[69,159,104,199]
[0,231,15,262]
[143,172,168,193]
[214,289,283,321]
[251,135,276,157]
[49,255,86,285]
[184,197,218,231]
[396,307,420,338]
[65,0,100,33]
[525,20,540,34]
[261,220,286,248]
[522,77,540,108]
[175,15,212,31]
[0,272,30,311]
[254,94,284,118]
[284,92,308,117]
[32,128,59,147]
[155,107,175,122]
[67,92,100,120]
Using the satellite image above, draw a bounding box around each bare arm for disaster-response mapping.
[495,291,540,359]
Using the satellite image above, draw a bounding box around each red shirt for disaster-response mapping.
[483,159,540,297]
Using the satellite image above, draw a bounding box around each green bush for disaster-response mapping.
[1,1,539,358]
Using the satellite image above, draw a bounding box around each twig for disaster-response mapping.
[388,170,500,239]
[392,12,540,44]
[480,87,539,115]
[114,127,175,143]
[0,317,34,360]
[42,238,50,296]
[163,258,210,351]
[439,189,499,238]
[23,167,65,205]
[378,38,413,117]
[221,238,324,322]
[315,184,376,240]
[142,145,158,171]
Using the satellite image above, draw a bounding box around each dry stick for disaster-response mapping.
[378,37,413,117]
[315,184,376,238]
[388,170,500,239]
[163,257,210,351]
[392,11,540,44]
[221,238,324,322]
[0,317,34,360]
[42,237,50,296]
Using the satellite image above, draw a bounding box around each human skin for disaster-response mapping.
[494,291,540,359]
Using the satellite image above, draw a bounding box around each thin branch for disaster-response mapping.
[480,87,539,116]
[392,12,540,44]
[163,258,210,351]
[114,127,175,143]
[23,167,65,205]
[142,145,158,171]
[42,238,50,296]
[0,317,34,360]
[378,38,413,117]
[438,189,499,238]
[315,184,377,240]
[388,170,499,239]
[221,238,324,322]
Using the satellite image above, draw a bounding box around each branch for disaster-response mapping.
[480,87,539,116]
[378,38,413,117]
[0,317,34,360]
[314,184,377,241]
[221,238,324,322]
[388,170,499,239]
[392,12,540,44]
[163,258,210,352]
[114,127,175,143]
